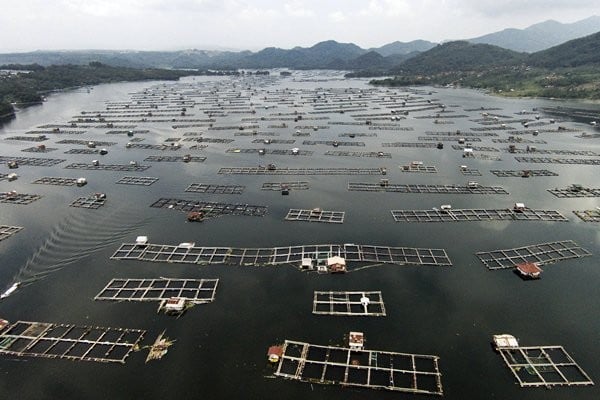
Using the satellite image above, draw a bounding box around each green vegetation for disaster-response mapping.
[0,62,199,121]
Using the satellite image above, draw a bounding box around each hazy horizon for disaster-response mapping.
[1,1,599,53]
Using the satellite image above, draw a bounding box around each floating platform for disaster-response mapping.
[0,156,65,167]
[548,186,600,198]
[271,339,443,395]
[150,198,267,218]
[125,143,171,150]
[115,176,159,186]
[419,136,482,142]
[0,193,41,205]
[22,146,57,153]
[70,194,107,209]
[349,183,508,194]
[144,155,206,163]
[5,136,48,142]
[313,291,386,316]
[185,183,245,194]
[573,209,600,222]
[382,142,439,148]
[219,167,386,175]
[476,240,591,270]
[251,139,295,144]
[56,139,116,146]
[261,182,309,191]
[0,320,144,364]
[65,163,150,172]
[303,141,365,147]
[452,145,500,152]
[460,167,481,176]
[515,157,600,165]
[391,208,568,223]
[507,148,598,156]
[285,209,345,223]
[491,170,558,177]
[94,277,218,305]
[64,149,102,155]
[226,148,313,156]
[0,225,23,241]
[111,242,452,267]
[400,164,438,173]
[494,337,594,387]
[324,151,391,158]
[32,177,80,186]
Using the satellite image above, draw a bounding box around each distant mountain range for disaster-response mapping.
[468,16,600,52]
[0,16,598,73]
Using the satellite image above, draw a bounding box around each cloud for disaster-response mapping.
[284,1,315,17]
[329,11,346,23]
[453,0,600,17]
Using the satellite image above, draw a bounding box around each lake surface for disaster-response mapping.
[0,72,598,399]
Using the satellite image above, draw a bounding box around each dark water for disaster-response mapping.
[0,74,598,399]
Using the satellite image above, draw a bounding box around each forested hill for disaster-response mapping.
[0,62,197,121]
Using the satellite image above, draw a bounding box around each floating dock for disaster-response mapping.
[475,240,591,270]
[400,164,438,173]
[185,183,245,194]
[57,139,116,146]
[150,198,267,217]
[65,163,150,172]
[313,291,386,316]
[115,176,159,186]
[494,336,594,388]
[0,320,145,364]
[219,167,386,175]
[0,225,23,241]
[573,209,600,222]
[22,146,57,153]
[382,142,439,148]
[548,186,600,198]
[491,170,558,177]
[226,148,313,156]
[391,208,568,223]
[94,277,218,305]
[261,182,309,191]
[460,167,482,176]
[349,183,508,194]
[271,339,443,395]
[111,242,452,267]
[285,209,345,223]
[303,140,365,147]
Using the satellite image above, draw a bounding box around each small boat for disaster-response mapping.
[1,282,20,299]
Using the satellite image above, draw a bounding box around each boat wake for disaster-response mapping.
[2,205,150,298]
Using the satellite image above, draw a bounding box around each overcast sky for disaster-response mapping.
[1,0,599,52]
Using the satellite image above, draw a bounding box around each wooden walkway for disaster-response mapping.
[0,225,23,241]
[111,242,452,267]
[391,208,568,223]
[94,277,218,304]
[150,198,267,217]
[0,320,145,364]
[273,339,443,395]
[475,240,591,270]
[285,209,345,223]
[313,291,386,316]
[497,343,594,387]
[349,183,508,194]
[219,167,386,175]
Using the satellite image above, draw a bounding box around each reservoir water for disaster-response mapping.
[0,72,598,399]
